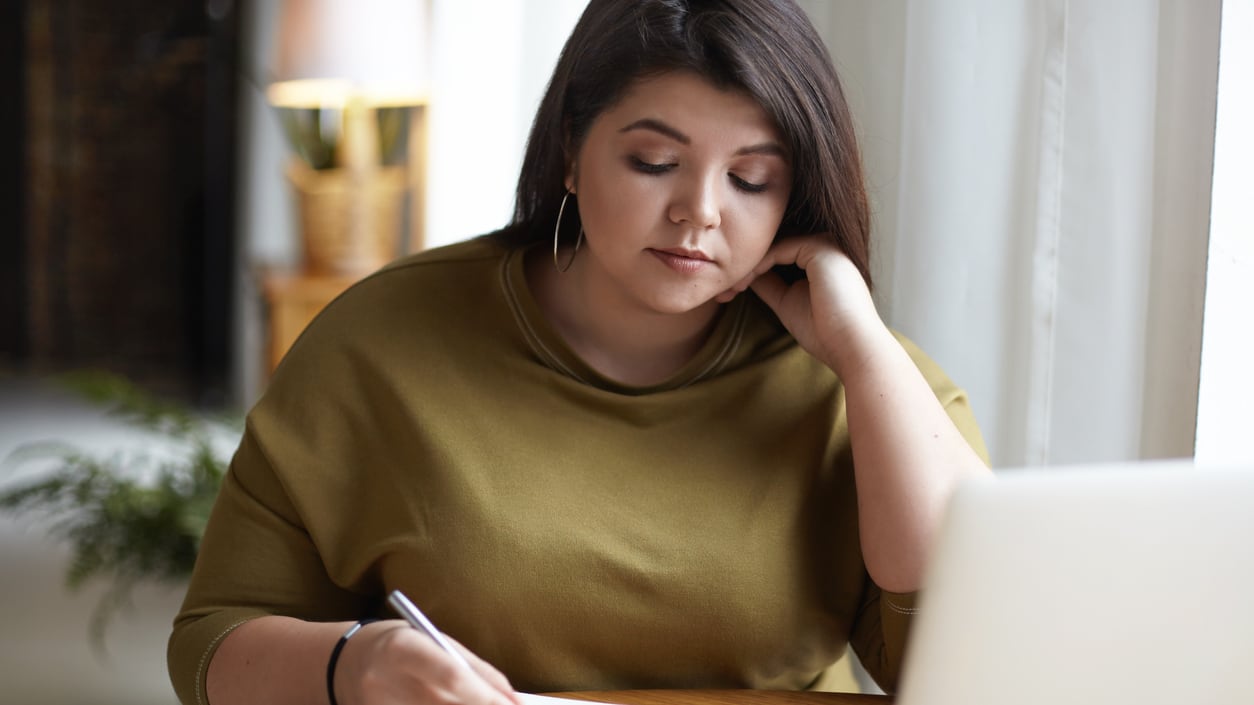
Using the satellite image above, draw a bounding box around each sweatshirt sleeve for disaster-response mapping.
[847,583,917,693]
[166,423,368,705]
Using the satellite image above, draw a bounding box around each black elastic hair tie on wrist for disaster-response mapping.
[327,618,382,705]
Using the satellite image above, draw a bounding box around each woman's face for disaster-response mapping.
[567,71,793,316]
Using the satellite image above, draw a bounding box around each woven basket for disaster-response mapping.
[287,159,408,276]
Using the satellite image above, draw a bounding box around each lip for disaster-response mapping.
[654,247,712,261]
[649,247,713,274]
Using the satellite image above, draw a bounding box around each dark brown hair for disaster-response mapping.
[500,0,872,288]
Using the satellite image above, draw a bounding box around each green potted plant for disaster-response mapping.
[0,372,239,649]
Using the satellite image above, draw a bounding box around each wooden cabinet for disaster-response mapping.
[261,271,360,372]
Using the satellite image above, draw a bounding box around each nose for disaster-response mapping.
[668,171,721,229]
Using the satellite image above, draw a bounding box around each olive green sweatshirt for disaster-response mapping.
[168,234,988,705]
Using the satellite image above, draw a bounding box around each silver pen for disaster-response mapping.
[386,589,474,672]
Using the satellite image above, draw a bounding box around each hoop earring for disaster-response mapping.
[552,190,584,273]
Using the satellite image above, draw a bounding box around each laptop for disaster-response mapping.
[895,459,1254,705]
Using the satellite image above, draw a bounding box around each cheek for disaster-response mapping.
[729,199,788,250]
[578,172,657,237]
[578,193,628,245]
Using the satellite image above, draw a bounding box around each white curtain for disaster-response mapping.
[803,0,1221,468]
[425,0,588,249]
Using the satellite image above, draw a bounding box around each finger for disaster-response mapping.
[451,638,524,705]
[753,236,811,275]
[457,673,520,705]
[394,634,507,705]
[747,245,794,280]
[739,238,815,293]
[719,236,816,306]
[723,253,793,303]
[433,658,519,705]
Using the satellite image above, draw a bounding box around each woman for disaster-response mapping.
[168,1,990,704]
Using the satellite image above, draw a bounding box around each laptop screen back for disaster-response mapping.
[895,460,1254,705]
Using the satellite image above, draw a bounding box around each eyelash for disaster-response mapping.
[628,157,769,194]
[731,174,769,194]
[629,157,673,175]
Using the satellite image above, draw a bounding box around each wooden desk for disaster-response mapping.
[547,690,890,705]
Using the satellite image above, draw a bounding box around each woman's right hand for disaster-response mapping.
[204,615,523,705]
[334,620,523,705]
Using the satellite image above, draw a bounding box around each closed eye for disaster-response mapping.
[629,156,675,174]
[731,174,768,194]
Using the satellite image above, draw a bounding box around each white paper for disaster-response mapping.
[520,693,625,705]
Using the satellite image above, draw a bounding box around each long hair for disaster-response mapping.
[501,0,873,289]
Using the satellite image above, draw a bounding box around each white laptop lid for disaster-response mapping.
[895,460,1254,705]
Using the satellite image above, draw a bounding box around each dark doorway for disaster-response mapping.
[1,0,240,409]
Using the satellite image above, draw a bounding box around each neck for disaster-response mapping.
[527,247,722,386]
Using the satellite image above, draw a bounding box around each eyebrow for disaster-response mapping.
[618,118,787,158]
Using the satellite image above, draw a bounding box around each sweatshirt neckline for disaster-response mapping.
[499,244,748,395]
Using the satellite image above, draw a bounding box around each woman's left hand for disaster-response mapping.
[717,234,884,374]
[720,234,990,594]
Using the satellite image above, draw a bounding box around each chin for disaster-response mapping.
[645,290,722,317]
